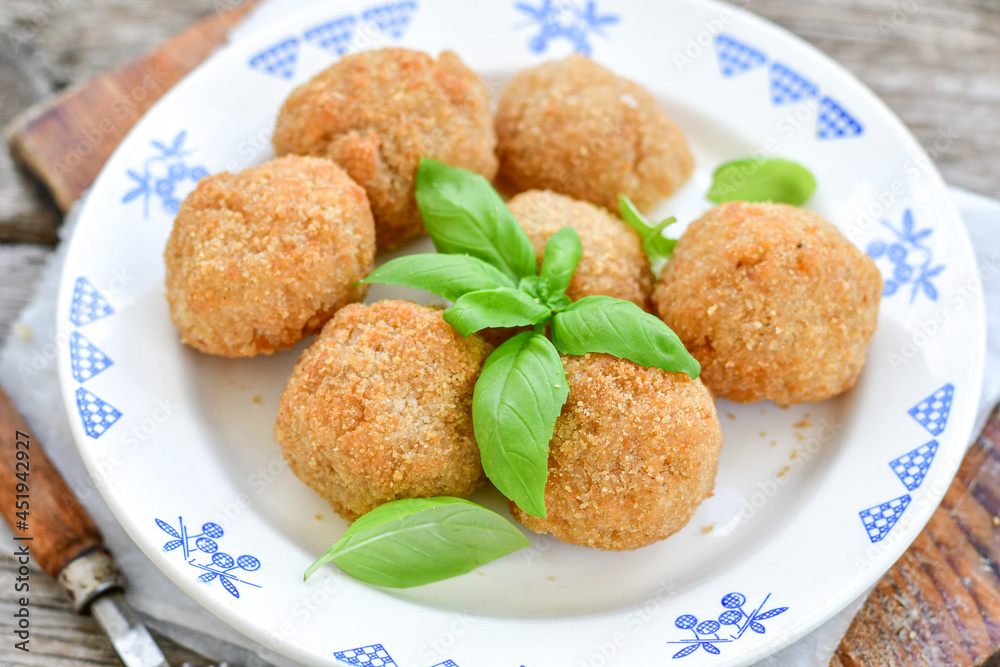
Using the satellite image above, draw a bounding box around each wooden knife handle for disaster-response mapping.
[0,383,104,578]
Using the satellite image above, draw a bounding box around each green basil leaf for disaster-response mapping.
[473,332,568,518]
[304,497,529,588]
[618,196,678,270]
[706,158,816,205]
[551,296,700,378]
[416,158,537,282]
[443,288,551,338]
[362,254,517,302]
[539,228,582,298]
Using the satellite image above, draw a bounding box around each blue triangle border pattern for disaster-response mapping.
[817,95,863,139]
[254,2,422,81]
[361,1,418,40]
[75,387,123,439]
[68,275,123,439]
[713,36,863,139]
[889,440,938,492]
[69,331,114,383]
[302,16,358,56]
[334,644,398,667]
[69,276,114,327]
[859,494,911,543]
[908,383,954,436]
[248,37,300,80]
[714,34,767,77]
[768,62,818,105]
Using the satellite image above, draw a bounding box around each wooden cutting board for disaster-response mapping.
[5,4,999,664]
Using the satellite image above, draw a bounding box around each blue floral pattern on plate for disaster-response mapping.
[866,209,945,302]
[668,592,788,658]
[513,1,619,55]
[157,516,262,598]
[122,130,208,218]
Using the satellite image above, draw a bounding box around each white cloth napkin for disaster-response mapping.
[1,186,997,666]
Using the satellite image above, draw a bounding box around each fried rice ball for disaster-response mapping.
[496,54,693,212]
[652,202,882,406]
[508,190,654,308]
[511,354,722,551]
[273,48,498,249]
[275,300,493,520]
[164,155,374,357]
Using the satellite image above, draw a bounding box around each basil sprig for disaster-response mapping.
[707,157,816,206]
[305,497,528,588]
[363,159,699,519]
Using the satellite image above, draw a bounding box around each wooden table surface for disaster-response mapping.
[0,0,997,665]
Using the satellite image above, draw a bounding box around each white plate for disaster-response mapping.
[57,1,985,665]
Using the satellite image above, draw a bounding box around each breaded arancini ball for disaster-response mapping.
[652,202,882,406]
[164,155,374,357]
[496,54,693,212]
[275,300,492,520]
[508,190,654,309]
[511,354,721,551]
[273,48,498,249]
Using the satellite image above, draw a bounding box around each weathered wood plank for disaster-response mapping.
[0,244,50,348]
[0,555,204,666]
[6,1,255,214]
[831,409,1000,666]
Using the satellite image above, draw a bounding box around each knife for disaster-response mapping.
[0,382,219,667]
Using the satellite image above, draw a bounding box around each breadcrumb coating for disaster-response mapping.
[275,300,493,520]
[496,54,693,213]
[653,202,882,405]
[164,155,374,357]
[273,48,498,249]
[511,354,722,551]
[508,190,654,309]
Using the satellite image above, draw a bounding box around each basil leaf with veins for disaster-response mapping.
[538,227,583,298]
[443,288,551,337]
[473,332,568,519]
[552,296,700,378]
[305,497,528,588]
[415,158,537,283]
[363,254,516,302]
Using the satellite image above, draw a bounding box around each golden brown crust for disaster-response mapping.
[507,190,654,309]
[496,54,693,213]
[511,354,722,551]
[273,48,498,249]
[275,300,493,520]
[164,155,375,357]
[652,202,882,405]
